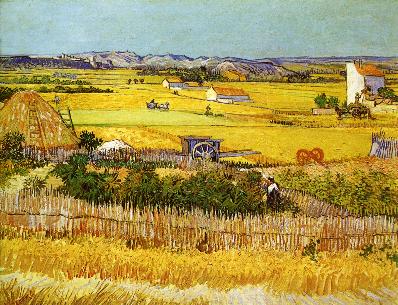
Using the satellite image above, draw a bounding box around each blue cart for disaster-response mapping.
[180,136,222,162]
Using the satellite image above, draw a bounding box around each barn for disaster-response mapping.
[0,91,79,149]
[162,77,187,90]
[206,86,250,103]
[346,60,385,105]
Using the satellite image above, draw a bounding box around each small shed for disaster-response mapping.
[206,86,250,103]
[162,77,187,90]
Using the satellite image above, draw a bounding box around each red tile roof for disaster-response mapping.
[211,86,248,96]
[355,64,384,77]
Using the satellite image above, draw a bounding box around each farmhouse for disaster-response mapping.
[346,60,385,105]
[0,91,79,149]
[162,77,187,90]
[206,86,250,103]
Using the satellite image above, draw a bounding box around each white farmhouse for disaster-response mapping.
[206,86,250,104]
[162,77,187,90]
[346,61,385,105]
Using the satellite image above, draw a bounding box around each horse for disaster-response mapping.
[157,101,170,111]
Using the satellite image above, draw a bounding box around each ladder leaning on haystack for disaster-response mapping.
[54,95,75,133]
[28,99,45,148]
[57,107,75,132]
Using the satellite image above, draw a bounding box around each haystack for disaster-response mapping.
[0,91,79,149]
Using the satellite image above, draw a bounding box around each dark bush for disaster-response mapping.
[52,159,269,215]
[0,131,25,162]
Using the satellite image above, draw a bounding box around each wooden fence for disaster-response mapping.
[1,190,397,252]
[21,146,191,165]
[369,131,398,159]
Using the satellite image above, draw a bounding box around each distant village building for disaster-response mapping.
[206,86,250,104]
[162,77,187,90]
[346,60,385,105]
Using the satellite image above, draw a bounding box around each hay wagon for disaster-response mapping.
[179,136,259,162]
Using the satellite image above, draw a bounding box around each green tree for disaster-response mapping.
[78,130,103,152]
[314,93,328,108]
[327,96,339,108]
[377,87,398,105]
[0,87,21,103]
[0,131,25,161]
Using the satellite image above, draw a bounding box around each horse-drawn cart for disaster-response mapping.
[335,101,372,120]
[146,99,170,111]
[179,136,259,162]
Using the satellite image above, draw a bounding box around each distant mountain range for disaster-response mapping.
[1,51,397,76]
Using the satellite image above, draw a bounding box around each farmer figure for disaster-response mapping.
[266,176,281,212]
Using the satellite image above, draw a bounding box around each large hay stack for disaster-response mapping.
[0,91,79,149]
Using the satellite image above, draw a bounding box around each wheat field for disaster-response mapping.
[1,235,397,295]
[1,69,397,163]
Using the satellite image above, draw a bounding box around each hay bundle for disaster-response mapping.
[0,91,79,149]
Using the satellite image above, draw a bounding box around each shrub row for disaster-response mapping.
[38,85,113,93]
[0,75,90,85]
[52,155,273,215]
[276,169,398,216]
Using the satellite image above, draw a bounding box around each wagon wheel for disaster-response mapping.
[310,148,324,164]
[360,109,368,119]
[296,149,311,165]
[192,142,218,161]
[351,108,361,119]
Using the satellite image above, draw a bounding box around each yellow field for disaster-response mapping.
[1,235,397,295]
[3,271,397,305]
[1,68,397,163]
[1,69,398,304]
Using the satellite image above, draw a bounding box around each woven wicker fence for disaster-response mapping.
[369,131,398,159]
[21,146,191,165]
[1,190,397,252]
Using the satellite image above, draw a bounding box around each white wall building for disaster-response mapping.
[346,61,385,105]
[206,86,250,104]
[162,77,187,90]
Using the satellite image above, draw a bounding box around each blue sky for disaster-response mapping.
[0,0,397,58]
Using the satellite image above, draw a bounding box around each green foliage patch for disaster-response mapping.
[37,85,113,94]
[0,75,90,85]
[275,169,398,216]
[52,157,281,215]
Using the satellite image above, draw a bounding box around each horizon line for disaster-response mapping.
[0,51,397,60]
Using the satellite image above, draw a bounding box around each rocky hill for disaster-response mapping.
[0,51,293,78]
[1,51,396,76]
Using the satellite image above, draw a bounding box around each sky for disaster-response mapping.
[0,0,397,58]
